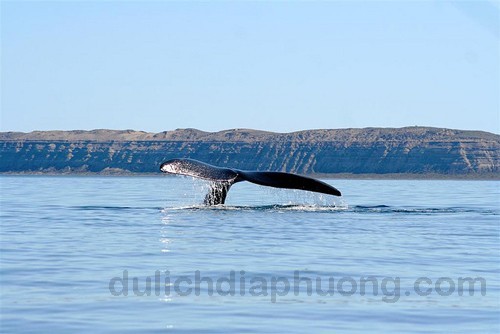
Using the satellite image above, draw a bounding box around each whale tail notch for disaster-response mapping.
[160,158,341,205]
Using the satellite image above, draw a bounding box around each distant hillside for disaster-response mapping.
[1,127,499,178]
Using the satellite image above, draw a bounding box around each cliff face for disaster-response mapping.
[1,127,498,176]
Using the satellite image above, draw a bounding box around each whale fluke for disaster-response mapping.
[160,158,341,205]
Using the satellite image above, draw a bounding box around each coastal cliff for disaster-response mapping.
[1,127,499,178]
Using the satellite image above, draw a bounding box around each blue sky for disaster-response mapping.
[1,1,499,133]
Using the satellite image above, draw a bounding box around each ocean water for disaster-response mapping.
[0,176,499,333]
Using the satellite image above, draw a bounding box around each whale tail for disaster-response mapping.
[160,158,341,205]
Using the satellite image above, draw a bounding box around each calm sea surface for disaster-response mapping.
[0,176,499,333]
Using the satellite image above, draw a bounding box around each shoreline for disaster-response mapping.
[2,171,498,180]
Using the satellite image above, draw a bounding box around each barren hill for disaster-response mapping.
[1,127,498,177]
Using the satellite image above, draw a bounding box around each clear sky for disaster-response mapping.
[1,1,499,134]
